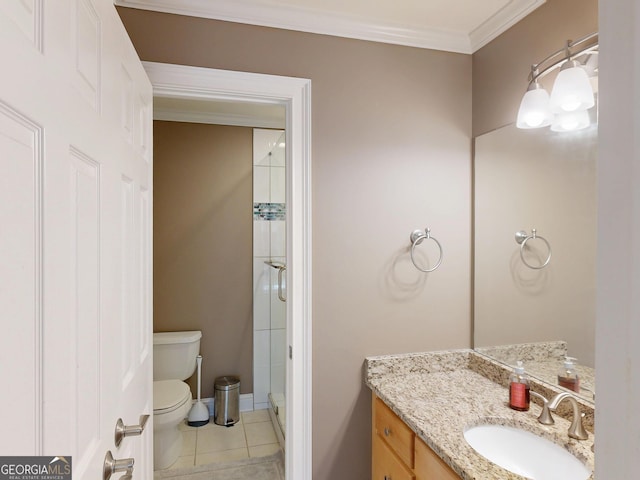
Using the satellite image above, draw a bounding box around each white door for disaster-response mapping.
[0,1,153,478]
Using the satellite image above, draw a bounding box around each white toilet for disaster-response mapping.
[153,330,202,470]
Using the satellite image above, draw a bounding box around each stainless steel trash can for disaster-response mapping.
[214,376,240,426]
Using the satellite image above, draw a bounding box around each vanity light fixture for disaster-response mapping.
[550,109,591,132]
[516,33,598,131]
[516,76,554,129]
[549,58,595,113]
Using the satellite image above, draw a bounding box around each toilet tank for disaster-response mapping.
[153,331,202,381]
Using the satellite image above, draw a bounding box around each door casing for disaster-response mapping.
[143,61,313,479]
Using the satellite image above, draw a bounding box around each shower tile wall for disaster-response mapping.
[253,128,286,410]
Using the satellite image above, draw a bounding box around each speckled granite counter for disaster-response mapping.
[365,350,595,480]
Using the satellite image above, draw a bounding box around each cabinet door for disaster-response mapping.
[374,396,415,468]
[373,433,416,480]
[415,437,460,480]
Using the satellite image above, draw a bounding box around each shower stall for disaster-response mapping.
[252,128,286,445]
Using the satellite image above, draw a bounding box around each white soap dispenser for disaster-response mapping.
[558,356,580,393]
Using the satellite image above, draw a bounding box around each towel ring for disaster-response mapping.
[515,229,552,269]
[410,228,443,273]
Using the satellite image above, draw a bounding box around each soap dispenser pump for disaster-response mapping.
[509,361,530,411]
[558,356,581,393]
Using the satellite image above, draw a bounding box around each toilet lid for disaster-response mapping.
[153,380,191,414]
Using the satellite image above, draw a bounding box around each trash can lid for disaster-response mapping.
[214,376,240,389]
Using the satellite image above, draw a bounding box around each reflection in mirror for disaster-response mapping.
[473,122,597,403]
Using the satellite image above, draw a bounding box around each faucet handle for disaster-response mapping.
[548,392,589,440]
[530,391,555,425]
[570,412,589,441]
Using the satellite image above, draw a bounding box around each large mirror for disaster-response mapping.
[473,121,597,403]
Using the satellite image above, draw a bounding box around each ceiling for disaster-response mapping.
[116,0,546,54]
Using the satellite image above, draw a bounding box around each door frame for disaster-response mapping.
[143,61,312,479]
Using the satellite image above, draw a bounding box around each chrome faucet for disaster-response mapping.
[547,392,589,440]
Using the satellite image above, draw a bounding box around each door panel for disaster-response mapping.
[0,0,44,51]
[72,0,102,111]
[0,1,153,477]
[0,101,43,455]
[68,147,102,476]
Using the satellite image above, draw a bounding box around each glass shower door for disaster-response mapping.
[268,131,286,438]
[269,261,286,436]
[252,129,286,441]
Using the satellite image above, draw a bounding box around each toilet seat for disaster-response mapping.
[154,380,191,415]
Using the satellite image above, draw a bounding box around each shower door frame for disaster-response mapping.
[143,61,312,479]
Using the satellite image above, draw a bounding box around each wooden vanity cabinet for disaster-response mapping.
[373,394,415,479]
[372,393,460,480]
[373,433,415,480]
[414,437,460,480]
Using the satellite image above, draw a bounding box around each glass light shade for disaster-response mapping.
[550,110,591,132]
[549,65,595,113]
[516,87,553,129]
[583,53,598,77]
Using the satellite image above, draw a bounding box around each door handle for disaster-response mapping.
[115,414,150,447]
[103,451,134,480]
[277,265,287,302]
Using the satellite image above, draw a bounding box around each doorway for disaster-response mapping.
[144,62,312,479]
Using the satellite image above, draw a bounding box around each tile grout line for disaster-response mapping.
[164,410,281,472]
[242,414,250,455]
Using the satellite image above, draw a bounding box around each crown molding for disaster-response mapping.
[470,0,546,52]
[115,0,546,54]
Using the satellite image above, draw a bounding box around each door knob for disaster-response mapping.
[115,414,150,447]
[103,450,134,480]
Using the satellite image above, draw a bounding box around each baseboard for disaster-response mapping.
[254,401,269,411]
[239,394,254,412]
[267,402,285,449]
[192,394,255,417]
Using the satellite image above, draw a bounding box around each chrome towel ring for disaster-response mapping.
[410,228,443,272]
[515,229,552,269]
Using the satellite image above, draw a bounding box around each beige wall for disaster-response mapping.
[472,0,598,136]
[153,121,253,397]
[119,8,472,479]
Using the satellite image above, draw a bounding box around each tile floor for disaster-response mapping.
[162,409,282,471]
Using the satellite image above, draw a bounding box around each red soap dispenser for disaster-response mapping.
[509,361,530,411]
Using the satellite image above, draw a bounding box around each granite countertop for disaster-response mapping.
[365,350,595,480]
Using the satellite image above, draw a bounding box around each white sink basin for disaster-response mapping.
[464,424,591,480]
